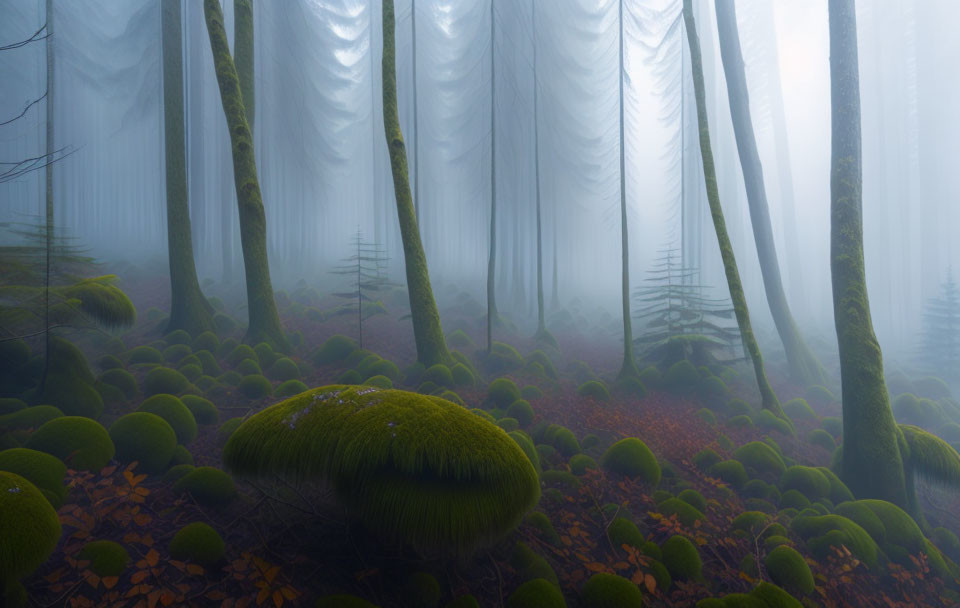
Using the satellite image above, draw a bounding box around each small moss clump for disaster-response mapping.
[403,572,441,608]
[239,374,273,399]
[138,394,198,444]
[217,418,244,446]
[506,400,535,427]
[807,429,836,452]
[662,535,701,580]
[569,454,597,475]
[755,410,793,435]
[658,498,705,527]
[0,471,62,587]
[173,466,236,507]
[527,511,560,546]
[109,413,177,473]
[779,466,830,501]
[507,578,565,608]
[421,364,454,388]
[663,360,699,392]
[709,460,748,489]
[26,416,115,471]
[509,431,540,473]
[78,540,130,577]
[128,346,163,365]
[162,344,192,364]
[312,335,359,365]
[790,514,878,568]
[143,367,190,396]
[488,378,520,407]
[364,375,394,389]
[169,522,225,566]
[520,385,543,400]
[607,517,645,551]
[601,438,660,484]
[498,418,520,432]
[236,359,262,376]
[547,426,581,457]
[170,444,194,467]
[181,395,219,426]
[678,489,706,512]
[191,331,219,353]
[577,380,610,402]
[226,345,258,367]
[764,545,814,595]
[580,572,643,607]
[450,363,475,387]
[734,442,786,478]
[98,368,138,400]
[783,398,816,422]
[692,448,721,471]
[273,379,308,397]
[265,357,299,382]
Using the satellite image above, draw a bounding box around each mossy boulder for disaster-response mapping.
[170,444,194,467]
[162,344,192,364]
[0,448,67,508]
[78,540,130,577]
[0,405,64,433]
[33,339,104,419]
[755,410,793,435]
[191,331,219,353]
[487,378,520,408]
[507,578,565,608]
[0,471,61,586]
[600,438,660,484]
[0,398,26,416]
[498,418,519,432]
[224,386,540,555]
[142,367,190,396]
[783,398,816,422]
[734,441,786,478]
[764,546,814,595]
[520,385,543,400]
[580,572,643,607]
[238,374,273,399]
[98,368,138,400]
[663,360,699,392]
[217,417,244,446]
[577,380,610,402]
[658,497,706,527]
[509,431,540,474]
[569,453,597,475]
[26,416,114,471]
[779,466,830,501]
[226,344,258,367]
[195,350,222,376]
[816,467,854,503]
[790,514,879,568]
[138,394,197,444]
[236,358,262,376]
[678,489,706,512]
[422,364,454,388]
[312,335,359,366]
[128,346,163,365]
[181,395,219,426]
[614,376,647,398]
[807,429,836,452]
[169,522,225,566]
[275,379,310,397]
[709,460,748,489]
[109,413,177,473]
[512,541,558,585]
[692,448,721,471]
[547,426,581,457]
[662,534,701,580]
[173,466,236,507]
[506,400,535,427]
[450,363,475,387]
[608,517,645,551]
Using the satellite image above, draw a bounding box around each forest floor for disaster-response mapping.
[17,273,960,608]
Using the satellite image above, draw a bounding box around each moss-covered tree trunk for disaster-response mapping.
[162,0,214,337]
[381,0,450,367]
[828,0,907,506]
[203,0,287,351]
[617,0,638,381]
[234,0,254,131]
[682,0,787,422]
[715,0,827,387]
[486,0,498,353]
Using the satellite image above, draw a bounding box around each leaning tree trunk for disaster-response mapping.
[828,0,907,506]
[381,0,451,367]
[682,0,787,422]
[234,0,254,131]
[616,0,639,381]
[203,0,288,351]
[715,0,827,387]
[162,0,214,337]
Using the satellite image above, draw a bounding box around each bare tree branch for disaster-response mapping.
[0,92,46,126]
[0,24,49,51]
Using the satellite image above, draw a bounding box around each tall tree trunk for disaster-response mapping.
[163,0,214,337]
[617,0,638,381]
[714,0,827,387]
[486,0,498,352]
[411,0,420,225]
[828,0,907,506]
[41,0,54,391]
[203,0,288,351]
[234,0,254,132]
[682,0,787,422]
[381,0,450,367]
[531,0,553,348]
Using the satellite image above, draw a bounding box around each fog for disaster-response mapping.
[2,0,958,371]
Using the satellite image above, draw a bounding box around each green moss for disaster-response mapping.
[816,467,854,503]
[678,489,706,512]
[507,578,565,608]
[109,413,177,473]
[236,358,262,376]
[422,364,454,388]
[450,363,475,387]
[271,380,307,398]
[180,395,218,426]
[581,434,600,450]
[26,416,114,471]
[170,444,194,467]
[173,466,236,507]
[608,517,645,551]
[178,364,202,382]
[444,596,479,608]
[727,414,754,429]
[807,429,835,452]
[0,448,67,507]
[365,359,401,381]
[509,431,540,474]
[191,331,220,353]
[783,398,816,422]
[658,498,706,527]
[527,511,560,546]
[692,448,721,470]
[698,376,729,403]
[0,405,64,432]
[614,375,647,398]
[541,469,580,491]
[512,541,559,585]
[217,417,244,446]
[526,350,558,379]
[780,490,810,510]
[913,376,952,400]
[487,378,520,407]
[577,380,610,401]
[213,313,236,334]
[438,390,463,405]
[403,571,441,608]
[164,329,191,346]
[734,441,786,478]
[662,534,701,580]
[749,582,804,608]
[779,466,830,501]
[580,572,642,607]
[569,454,597,475]
[696,408,717,425]
[549,427,581,457]
[238,374,273,399]
[78,540,130,577]
[0,471,62,584]
[755,409,793,435]
[600,438,660,484]
[0,399,26,416]
[506,400,534,427]
[218,370,242,386]
[224,386,540,555]
[254,343,277,369]
[264,357,298,382]
[162,344,192,364]
[447,329,474,348]
[143,367,190,396]
[732,511,769,536]
[164,464,195,483]
[194,350,222,376]
[128,346,163,365]
[169,522,224,566]
[137,394,197,445]
[805,385,835,407]
[821,417,842,437]
[498,418,519,432]
[790,514,878,568]
[226,344,258,367]
[764,545,813,595]
[709,460,748,489]
[638,366,662,389]
[663,360,699,392]
[98,368,138,400]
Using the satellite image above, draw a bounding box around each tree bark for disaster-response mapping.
[381,0,451,367]
[486,0,498,352]
[234,0,254,132]
[682,0,787,422]
[163,0,214,337]
[531,0,553,348]
[714,0,827,386]
[617,0,638,381]
[203,0,287,351]
[828,0,907,506]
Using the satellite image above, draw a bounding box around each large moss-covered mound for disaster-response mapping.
[78,540,130,577]
[138,394,198,444]
[32,338,104,420]
[168,522,225,566]
[0,471,62,584]
[26,416,115,471]
[0,448,67,507]
[601,438,661,484]
[224,385,540,554]
[109,413,177,474]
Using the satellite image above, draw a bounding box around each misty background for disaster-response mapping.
[1,0,956,373]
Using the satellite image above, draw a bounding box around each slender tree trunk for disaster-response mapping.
[531,0,553,347]
[203,0,288,351]
[551,212,558,309]
[163,0,214,337]
[41,0,54,392]
[828,0,907,506]
[234,0,254,132]
[486,0,498,352]
[411,0,420,225]
[381,0,450,367]
[714,0,827,386]
[682,0,787,422]
[617,0,638,381]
